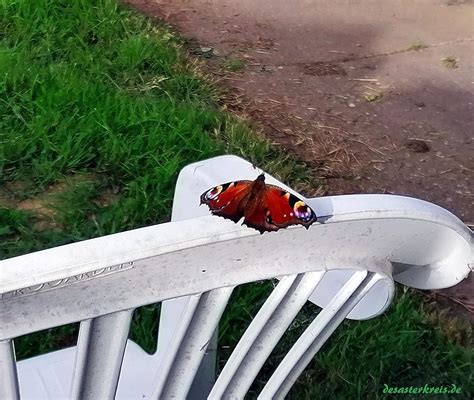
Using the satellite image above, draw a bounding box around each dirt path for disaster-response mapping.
[126,0,474,315]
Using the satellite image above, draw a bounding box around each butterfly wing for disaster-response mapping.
[241,200,281,233]
[265,185,317,228]
[241,184,317,233]
[201,176,317,234]
[200,180,253,223]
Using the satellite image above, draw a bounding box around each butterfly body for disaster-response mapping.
[200,174,317,234]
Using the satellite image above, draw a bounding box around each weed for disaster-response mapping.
[407,42,429,52]
[224,58,247,72]
[442,56,459,69]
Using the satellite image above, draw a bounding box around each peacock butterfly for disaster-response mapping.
[200,173,317,234]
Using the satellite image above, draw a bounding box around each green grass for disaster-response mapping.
[0,0,315,364]
[1,1,472,399]
[282,290,472,399]
[0,0,314,259]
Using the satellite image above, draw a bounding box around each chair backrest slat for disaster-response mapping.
[71,310,133,399]
[0,340,20,400]
[209,271,325,399]
[151,287,234,399]
[260,271,382,399]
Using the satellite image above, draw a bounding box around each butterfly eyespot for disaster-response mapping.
[294,201,313,222]
[205,185,223,200]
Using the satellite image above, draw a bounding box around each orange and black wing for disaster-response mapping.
[241,199,281,234]
[243,185,317,233]
[200,180,253,223]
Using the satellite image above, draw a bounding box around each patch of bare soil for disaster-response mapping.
[1,181,58,231]
[0,174,97,231]
[124,0,473,318]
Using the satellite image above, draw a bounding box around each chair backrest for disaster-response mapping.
[1,155,472,400]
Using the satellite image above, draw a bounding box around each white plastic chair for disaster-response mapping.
[1,155,472,400]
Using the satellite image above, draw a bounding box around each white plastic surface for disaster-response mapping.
[172,155,471,317]
[8,154,472,400]
[17,341,158,400]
